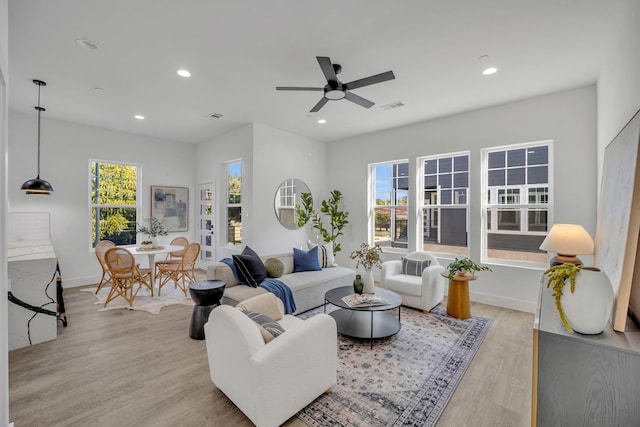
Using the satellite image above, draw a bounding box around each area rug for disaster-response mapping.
[296,305,492,427]
[80,284,193,314]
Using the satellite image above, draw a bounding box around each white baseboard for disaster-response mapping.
[469,290,536,313]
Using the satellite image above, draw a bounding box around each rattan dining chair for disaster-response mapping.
[154,236,189,278]
[156,242,200,296]
[94,240,116,294]
[103,247,154,307]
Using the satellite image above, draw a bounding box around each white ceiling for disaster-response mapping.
[8,0,619,144]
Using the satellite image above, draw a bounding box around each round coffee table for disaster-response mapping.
[188,280,225,340]
[324,286,402,349]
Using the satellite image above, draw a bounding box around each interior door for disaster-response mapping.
[197,182,215,269]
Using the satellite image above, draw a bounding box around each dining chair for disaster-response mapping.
[94,240,116,294]
[157,242,200,296]
[154,236,189,278]
[103,247,154,307]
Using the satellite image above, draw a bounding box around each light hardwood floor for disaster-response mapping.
[9,280,534,427]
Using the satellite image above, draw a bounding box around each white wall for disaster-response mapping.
[327,86,598,312]
[8,113,197,287]
[196,123,328,259]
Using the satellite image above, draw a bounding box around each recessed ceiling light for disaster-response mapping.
[482,67,498,75]
[75,38,98,50]
[478,55,498,76]
[134,115,145,120]
[317,119,327,124]
[94,87,104,93]
[177,69,191,77]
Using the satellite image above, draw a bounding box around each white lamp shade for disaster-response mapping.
[539,224,594,255]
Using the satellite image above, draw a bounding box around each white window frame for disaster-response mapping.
[369,159,409,253]
[481,141,553,267]
[88,159,140,250]
[225,160,242,247]
[417,151,470,258]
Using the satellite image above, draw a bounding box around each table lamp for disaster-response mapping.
[539,224,594,266]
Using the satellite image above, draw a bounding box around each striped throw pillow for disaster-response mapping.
[401,257,431,276]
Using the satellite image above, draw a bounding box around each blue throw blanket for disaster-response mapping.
[220,258,297,314]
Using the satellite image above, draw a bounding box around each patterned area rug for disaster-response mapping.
[81,284,193,314]
[296,305,492,426]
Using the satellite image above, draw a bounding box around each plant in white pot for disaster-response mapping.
[137,217,169,248]
[446,257,491,280]
[350,243,382,294]
[543,263,614,334]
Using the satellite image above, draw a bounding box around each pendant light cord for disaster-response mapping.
[36,84,43,178]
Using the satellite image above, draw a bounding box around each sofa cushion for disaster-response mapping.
[383,274,423,297]
[233,246,267,287]
[402,257,431,276]
[307,241,335,268]
[264,257,285,278]
[242,310,285,343]
[293,246,321,272]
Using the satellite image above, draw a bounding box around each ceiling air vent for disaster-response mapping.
[207,112,224,119]
[380,101,404,111]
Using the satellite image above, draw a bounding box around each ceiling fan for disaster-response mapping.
[276,56,395,112]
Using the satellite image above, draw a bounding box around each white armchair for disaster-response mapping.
[380,251,445,312]
[204,293,337,427]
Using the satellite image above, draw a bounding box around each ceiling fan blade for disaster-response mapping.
[276,86,324,91]
[345,91,375,109]
[310,97,329,113]
[345,70,395,90]
[317,56,338,84]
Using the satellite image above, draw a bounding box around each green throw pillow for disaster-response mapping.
[264,258,285,278]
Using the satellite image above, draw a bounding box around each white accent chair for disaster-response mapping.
[204,293,337,427]
[380,251,446,312]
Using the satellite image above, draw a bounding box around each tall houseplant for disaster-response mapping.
[303,189,349,255]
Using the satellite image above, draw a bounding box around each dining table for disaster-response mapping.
[122,244,185,288]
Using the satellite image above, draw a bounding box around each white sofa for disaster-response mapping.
[206,252,356,314]
[204,293,337,427]
[380,251,446,312]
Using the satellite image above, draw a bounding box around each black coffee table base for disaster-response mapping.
[329,309,401,348]
[188,280,225,340]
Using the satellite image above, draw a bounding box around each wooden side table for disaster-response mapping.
[441,271,476,319]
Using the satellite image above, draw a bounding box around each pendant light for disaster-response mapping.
[21,79,54,195]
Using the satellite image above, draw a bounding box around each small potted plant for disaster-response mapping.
[137,217,169,248]
[349,243,383,293]
[140,240,154,249]
[446,257,491,280]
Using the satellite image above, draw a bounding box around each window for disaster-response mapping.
[226,161,242,245]
[371,160,409,249]
[419,152,469,256]
[483,142,551,264]
[90,160,139,248]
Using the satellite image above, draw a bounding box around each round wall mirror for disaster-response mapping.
[274,178,312,230]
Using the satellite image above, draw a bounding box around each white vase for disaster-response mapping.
[362,269,375,294]
[561,267,614,334]
[150,236,159,248]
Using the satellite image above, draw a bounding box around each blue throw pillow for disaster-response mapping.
[293,246,321,272]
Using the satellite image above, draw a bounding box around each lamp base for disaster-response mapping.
[550,254,583,267]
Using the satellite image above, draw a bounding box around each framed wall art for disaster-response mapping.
[151,185,189,232]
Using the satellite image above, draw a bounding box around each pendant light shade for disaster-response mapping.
[21,79,54,195]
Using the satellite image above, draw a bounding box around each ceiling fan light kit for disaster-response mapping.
[21,79,54,195]
[276,56,395,112]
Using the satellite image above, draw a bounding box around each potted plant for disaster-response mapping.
[350,243,382,293]
[312,190,350,255]
[446,257,491,280]
[543,263,613,334]
[137,217,169,248]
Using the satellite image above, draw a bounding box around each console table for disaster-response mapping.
[533,277,640,426]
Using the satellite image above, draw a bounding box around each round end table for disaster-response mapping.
[188,280,225,340]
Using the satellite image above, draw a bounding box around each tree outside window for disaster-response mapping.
[90,161,138,247]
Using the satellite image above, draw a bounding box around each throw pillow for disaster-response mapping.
[293,246,321,272]
[242,310,285,343]
[307,241,335,268]
[402,257,431,276]
[233,246,267,287]
[264,258,285,278]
